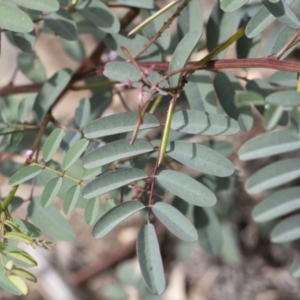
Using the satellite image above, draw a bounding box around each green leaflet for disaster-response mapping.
[104,33,161,62]
[238,129,300,160]
[220,0,249,11]
[271,214,300,243]
[0,4,34,33]
[6,30,36,53]
[0,273,22,296]
[84,198,99,225]
[194,206,222,256]
[112,0,154,9]
[42,128,64,162]
[157,170,217,207]
[246,158,300,194]
[291,106,300,137]
[262,0,300,29]
[200,140,233,157]
[234,91,265,107]
[171,110,240,135]
[9,166,42,186]
[152,202,198,242]
[5,250,37,267]
[41,177,63,207]
[63,185,81,215]
[206,3,233,59]
[166,141,234,177]
[263,104,283,131]
[13,219,41,237]
[8,275,28,295]
[83,112,160,139]
[214,72,253,132]
[44,8,78,41]
[62,139,89,170]
[11,0,59,12]
[33,69,73,123]
[83,139,153,169]
[60,38,85,62]
[137,224,166,295]
[82,168,148,199]
[290,256,300,278]
[93,201,145,238]
[75,98,90,129]
[28,197,75,241]
[77,0,120,33]
[252,187,300,223]
[17,52,47,83]
[168,29,202,87]
[266,91,300,107]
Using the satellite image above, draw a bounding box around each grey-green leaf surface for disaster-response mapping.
[83,112,160,139]
[263,104,283,131]
[200,140,233,157]
[271,214,300,243]
[42,128,64,162]
[82,167,103,181]
[63,185,81,215]
[93,201,145,238]
[9,166,42,186]
[234,91,265,107]
[84,198,99,225]
[220,0,249,11]
[11,0,59,12]
[41,177,63,207]
[83,168,148,199]
[75,98,90,129]
[266,91,300,107]
[6,30,36,53]
[262,0,300,29]
[17,52,47,83]
[137,224,165,295]
[214,72,253,132]
[60,38,85,62]
[291,106,300,137]
[0,4,34,33]
[152,202,197,242]
[238,129,300,160]
[0,273,22,296]
[104,61,141,82]
[206,3,233,59]
[44,8,78,41]
[62,139,89,170]
[291,256,300,278]
[83,139,153,169]
[168,29,202,87]
[166,141,234,177]
[13,219,41,237]
[269,70,297,87]
[184,71,218,113]
[246,158,300,194]
[33,69,72,123]
[28,197,75,241]
[157,170,217,207]
[109,0,154,9]
[77,0,120,33]
[252,187,300,223]
[104,33,161,61]
[141,6,171,50]
[171,110,240,135]
[194,206,222,256]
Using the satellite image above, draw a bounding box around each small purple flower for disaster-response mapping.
[26,150,33,159]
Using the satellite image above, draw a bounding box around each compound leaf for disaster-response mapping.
[93,201,145,238]
[83,112,159,139]
[166,141,234,177]
[152,202,198,242]
[83,168,148,199]
[252,187,300,223]
[137,224,165,295]
[157,170,217,207]
[246,158,300,194]
[83,138,153,169]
